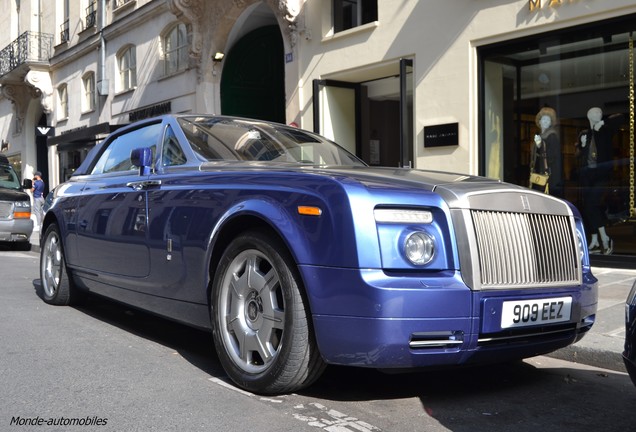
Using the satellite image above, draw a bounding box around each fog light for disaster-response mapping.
[404,231,434,265]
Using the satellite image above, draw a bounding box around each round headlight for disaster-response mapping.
[404,231,435,265]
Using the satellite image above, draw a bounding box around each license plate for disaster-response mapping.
[501,297,572,329]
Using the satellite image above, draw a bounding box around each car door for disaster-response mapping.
[74,122,163,279]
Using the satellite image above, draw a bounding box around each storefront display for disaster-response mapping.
[480,14,636,261]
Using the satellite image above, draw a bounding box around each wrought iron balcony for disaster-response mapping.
[0,32,53,80]
[86,1,97,29]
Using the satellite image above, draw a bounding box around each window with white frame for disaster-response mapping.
[58,85,68,120]
[164,23,189,76]
[333,0,377,33]
[117,46,137,92]
[82,72,95,112]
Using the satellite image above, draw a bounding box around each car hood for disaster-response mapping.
[0,187,30,202]
[199,162,566,214]
[308,165,532,204]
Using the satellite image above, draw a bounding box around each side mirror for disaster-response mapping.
[22,179,32,189]
[130,147,153,176]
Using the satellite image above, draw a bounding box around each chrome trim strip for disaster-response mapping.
[409,340,463,349]
[478,327,574,344]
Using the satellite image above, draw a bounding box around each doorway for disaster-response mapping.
[312,59,414,167]
[220,25,285,123]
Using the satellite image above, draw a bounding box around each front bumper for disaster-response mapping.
[302,265,598,368]
[0,218,33,242]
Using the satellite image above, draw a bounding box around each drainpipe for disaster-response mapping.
[97,0,109,96]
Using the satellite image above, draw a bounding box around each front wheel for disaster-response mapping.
[40,224,77,305]
[211,230,325,394]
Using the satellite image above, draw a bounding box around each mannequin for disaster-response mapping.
[576,107,624,255]
[531,107,562,197]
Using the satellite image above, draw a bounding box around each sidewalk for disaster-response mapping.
[548,266,635,372]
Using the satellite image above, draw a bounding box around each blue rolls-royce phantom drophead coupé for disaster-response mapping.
[40,114,597,394]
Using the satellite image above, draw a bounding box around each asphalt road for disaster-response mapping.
[1,247,635,432]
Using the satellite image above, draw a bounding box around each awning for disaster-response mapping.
[47,122,124,150]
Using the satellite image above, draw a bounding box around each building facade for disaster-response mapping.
[1,0,636,265]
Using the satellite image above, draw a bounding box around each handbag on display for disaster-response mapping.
[529,171,550,193]
[529,139,550,194]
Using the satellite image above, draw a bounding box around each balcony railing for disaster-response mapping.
[60,20,70,43]
[0,31,53,79]
[86,1,96,29]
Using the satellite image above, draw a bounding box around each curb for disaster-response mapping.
[30,232,40,255]
[547,346,626,373]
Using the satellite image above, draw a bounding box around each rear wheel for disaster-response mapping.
[211,230,325,394]
[40,224,77,305]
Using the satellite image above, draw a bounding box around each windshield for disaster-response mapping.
[0,165,21,190]
[177,116,366,167]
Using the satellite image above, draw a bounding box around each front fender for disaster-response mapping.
[208,193,361,268]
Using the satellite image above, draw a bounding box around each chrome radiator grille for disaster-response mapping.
[471,210,580,288]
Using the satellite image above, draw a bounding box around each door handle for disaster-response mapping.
[126,180,162,190]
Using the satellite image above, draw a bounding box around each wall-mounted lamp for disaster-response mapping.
[212,52,225,62]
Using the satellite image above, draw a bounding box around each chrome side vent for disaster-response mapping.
[471,210,580,289]
[409,331,464,349]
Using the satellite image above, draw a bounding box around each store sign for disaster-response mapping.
[424,123,458,148]
[129,101,172,122]
[35,126,55,136]
[529,0,581,12]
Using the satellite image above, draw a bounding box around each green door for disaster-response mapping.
[221,25,285,123]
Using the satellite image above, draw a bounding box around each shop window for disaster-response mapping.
[57,84,68,120]
[480,18,635,258]
[82,72,95,113]
[163,23,189,76]
[333,0,377,33]
[117,45,137,92]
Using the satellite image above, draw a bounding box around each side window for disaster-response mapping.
[58,84,69,120]
[333,0,378,33]
[162,125,187,166]
[117,45,137,92]
[163,23,189,76]
[92,123,162,174]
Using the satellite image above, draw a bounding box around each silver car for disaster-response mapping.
[0,155,33,250]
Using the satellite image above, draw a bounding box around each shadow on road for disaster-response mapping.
[31,278,636,431]
[31,278,225,379]
[304,354,636,431]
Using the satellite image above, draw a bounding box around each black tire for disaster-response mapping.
[39,224,77,305]
[210,230,325,394]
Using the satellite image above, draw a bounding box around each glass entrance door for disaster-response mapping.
[312,79,359,155]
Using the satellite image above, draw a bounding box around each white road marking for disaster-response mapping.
[208,379,382,431]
